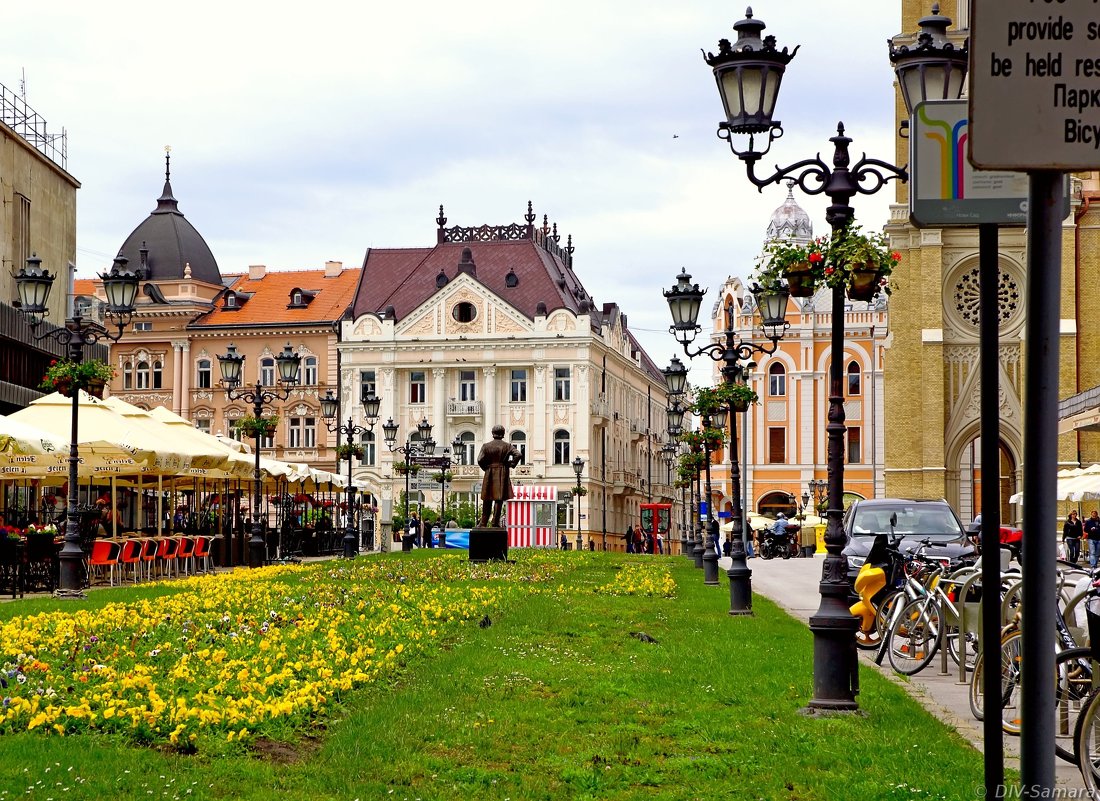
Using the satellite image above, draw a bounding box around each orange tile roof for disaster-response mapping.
[191,267,361,328]
[73,278,96,296]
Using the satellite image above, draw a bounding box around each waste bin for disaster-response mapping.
[401,535,414,552]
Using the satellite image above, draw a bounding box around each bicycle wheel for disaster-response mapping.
[999,631,1024,735]
[1055,646,1094,766]
[1075,686,1100,791]
[969,650,986,722]
[946,626,980,672]
[887,598,942,675]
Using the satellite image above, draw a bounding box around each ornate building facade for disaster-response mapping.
[884,1,1100,523]
[338,205,672,546]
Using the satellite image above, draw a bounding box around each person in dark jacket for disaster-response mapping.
[1085,510,1100,569]
[1064,510,1084,564]
[625,524,635,554]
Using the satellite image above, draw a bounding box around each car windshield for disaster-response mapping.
[849,504,963,542]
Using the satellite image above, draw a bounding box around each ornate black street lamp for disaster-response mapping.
[320,389,381,557]
[382,417,456,545]
[14,254,141,595]
[217,343,301,569]
[666,399,692,559]
[665,275,788,608]
[701,6,964,708]
[572,455,585,551]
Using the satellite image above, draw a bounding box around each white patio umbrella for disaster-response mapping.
[1,402,143,475]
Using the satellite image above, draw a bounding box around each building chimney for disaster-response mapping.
[324,260,343,278]
[248,264,267,280]
[456,247,477,278]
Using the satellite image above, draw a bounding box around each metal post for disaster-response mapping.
[726,400,751,613]
[1019,171,1063,796]
[59,348,84,593]
[978,222,1004,797]
[702,430,719,584]
[248,393,266,569]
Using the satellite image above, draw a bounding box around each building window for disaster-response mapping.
[360,370,376,401]
[510,431,526,464]
[136,361,151,390]
[553,429,570,465]
[194,419,211,435]
[847,361,862,396]
[554,367,571,402]
[847,427,862,464]
[452,302,476,323]
[768,363,786,397]
[361,431,376,466]
[510,369,527,403]
[225,295,237,309]
[767,427,786,464]
[261,430,274,449]
[123,361,133,390]
[152,361,163,389]
[457,431,476,465]
[303,356,318,386]
[133,322,153,332]
[260,357,275,387]
[197,359,212,389]
[13,194,30,269]
[410,371,426,404]
[287,417,317,448]
[459,370,476,402]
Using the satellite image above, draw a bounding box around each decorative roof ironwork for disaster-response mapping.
[436,201,574,269]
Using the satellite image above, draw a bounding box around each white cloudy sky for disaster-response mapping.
[5,0,907,381]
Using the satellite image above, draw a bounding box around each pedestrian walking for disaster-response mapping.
[1064,510,1084,564]
[1086,511,1100,569]
[625,523,635,554]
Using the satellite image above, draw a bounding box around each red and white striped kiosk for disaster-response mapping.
[506,484,558,548]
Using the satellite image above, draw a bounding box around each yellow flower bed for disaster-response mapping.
[595,564,677,598]
[0,554,564,749]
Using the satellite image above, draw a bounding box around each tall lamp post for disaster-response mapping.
[700,7,963,707]
[320,389,382,557]
[665,394,689,558]
[381,416,438,541]
[14,253,141,595]
[217,343,301,569]
[665,279,788,608]
[662,442,677,554]
[572,455,585,551]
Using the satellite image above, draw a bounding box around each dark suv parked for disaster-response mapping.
[841,498,976,587]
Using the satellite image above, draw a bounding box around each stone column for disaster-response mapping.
[180,341,192,420]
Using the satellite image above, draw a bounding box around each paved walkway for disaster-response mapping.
[730,554,1088,793]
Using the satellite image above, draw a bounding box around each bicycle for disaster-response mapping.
[875,541,977,676]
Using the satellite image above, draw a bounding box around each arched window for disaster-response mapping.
[136,360,151,390]
[197,359,212,389]
[152,361,163,389]
[510,431,526,465]
[768,363,786,397]
[123,361,133,390]
[458,431,476,465]
[260,357,275,386]
[847,361,862,396]
[553,429,570,465]
[303,356,318,386]
[360,430,376,466]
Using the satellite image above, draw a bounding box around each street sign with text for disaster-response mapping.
[970,0,1100,170]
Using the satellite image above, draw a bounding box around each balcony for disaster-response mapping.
[612,469,641,496]
[590,396,610,423]
[447,399,482,417]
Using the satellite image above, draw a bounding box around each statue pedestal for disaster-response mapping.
[469,527,508,562]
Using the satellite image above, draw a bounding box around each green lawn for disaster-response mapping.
[0,551,987,800]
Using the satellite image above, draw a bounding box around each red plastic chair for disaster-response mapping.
[140,538,159,582]
[176,536,196,576]
[118,539,143,583]
[191,535,212,574]
[88,540,120,587]
[156,537,179,579]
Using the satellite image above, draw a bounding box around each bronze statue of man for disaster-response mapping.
[477,424,522,528]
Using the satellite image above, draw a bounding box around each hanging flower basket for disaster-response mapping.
[393,461,420,476]
[431,471,454,484]
[825,225,899,302]
[753,237,827,297]
[846,264,884,302]
[236,414,279,438]
[336,443,365,461]
[39,358,116,397]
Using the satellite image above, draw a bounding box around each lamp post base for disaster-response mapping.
[702,521,720,585]
[692,534,705,569]
[806,557,860,711]
[726,547,753,615]
[342,525,358,559]
[248,522,266,569]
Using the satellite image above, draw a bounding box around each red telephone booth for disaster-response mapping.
[639,503,672,554]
